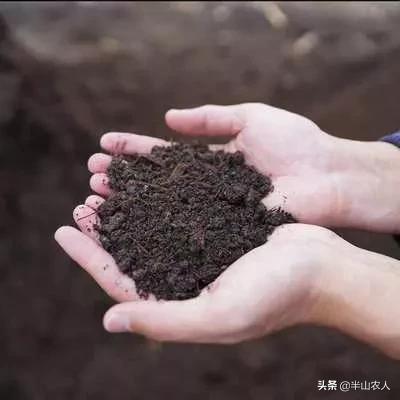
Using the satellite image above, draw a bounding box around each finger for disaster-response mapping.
[85,194,105,210]
[103,294,243,343]
[73,204,99,241]
[88,153,112,173]
[103,298,211,342]
[165,105,245,137]
[55,226,137,302]
[90,173,112,197]
[100,132,167,155]
[262,176,327,224]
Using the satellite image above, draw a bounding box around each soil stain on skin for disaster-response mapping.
[95,143,295,300]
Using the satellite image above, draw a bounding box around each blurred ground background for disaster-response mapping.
[1,2,400,399]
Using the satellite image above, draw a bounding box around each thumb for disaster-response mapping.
[165,104,245,137]
[103,296,235,343]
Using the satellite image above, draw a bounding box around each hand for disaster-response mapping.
[167,103,340,226]
[165,103,400,232]
[55,222,339,342]
[87,103,338,224]
[56,217,400,355]
[87,103,400,232]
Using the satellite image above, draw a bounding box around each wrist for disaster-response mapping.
[309,240,400,358]
[327,136,400,232]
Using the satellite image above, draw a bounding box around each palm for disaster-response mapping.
[192,223,324,343]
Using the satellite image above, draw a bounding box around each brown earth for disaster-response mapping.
[98,144,294,300]
[1,2,400,399]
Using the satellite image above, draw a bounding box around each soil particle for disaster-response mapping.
[96,143,295,300]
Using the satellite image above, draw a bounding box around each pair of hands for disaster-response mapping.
[55,103,400,347]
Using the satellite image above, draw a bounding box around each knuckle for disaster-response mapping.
[243,102,267,112]
[201,107,216,132]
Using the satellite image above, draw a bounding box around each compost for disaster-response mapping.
[96,143,295,300]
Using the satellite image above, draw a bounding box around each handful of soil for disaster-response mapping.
[95,143,295,300]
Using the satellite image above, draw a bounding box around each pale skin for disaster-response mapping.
[55,103,400,358]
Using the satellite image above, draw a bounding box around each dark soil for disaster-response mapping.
[2,4,400,399]
[96,143,295,300]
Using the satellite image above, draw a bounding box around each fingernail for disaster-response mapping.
[167,109,181,116]
[104,313,130,333]
[168,108,189,114]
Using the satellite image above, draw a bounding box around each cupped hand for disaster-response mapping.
[55,220,340,343]
[87,103,352,227]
